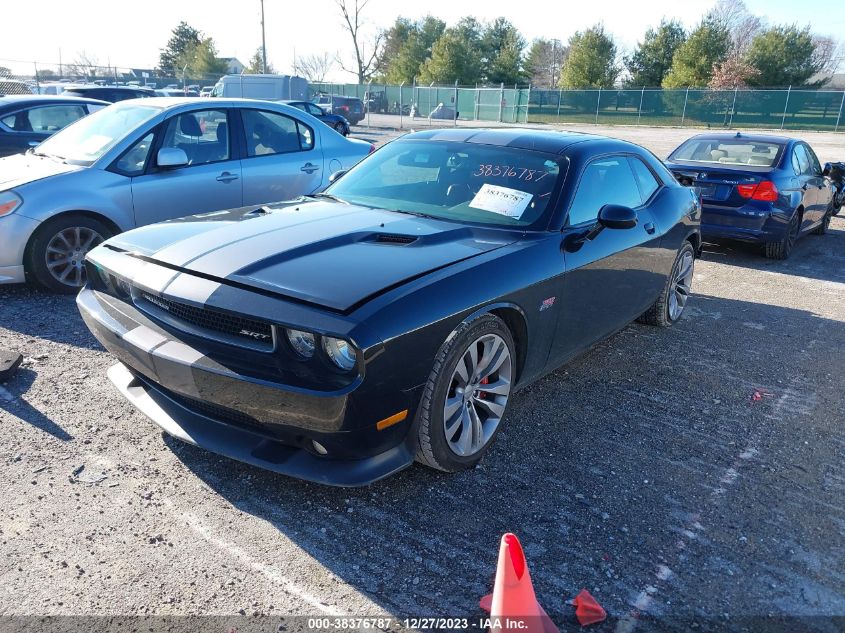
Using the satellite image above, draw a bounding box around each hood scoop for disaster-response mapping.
[369,233,419,246]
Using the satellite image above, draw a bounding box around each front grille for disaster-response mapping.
[136,291,274,350]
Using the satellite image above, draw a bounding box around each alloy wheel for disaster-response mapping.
[668,250,694,321]
[443,333,512,457]
[44,226,104,288]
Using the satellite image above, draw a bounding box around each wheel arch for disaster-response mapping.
[23,210,121,268]
[461,302,528,384]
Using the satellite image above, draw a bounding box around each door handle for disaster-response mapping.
[644,222,656,235]
[300,162,320,174]
[216,171,239,182]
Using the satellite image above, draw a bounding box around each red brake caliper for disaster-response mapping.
[478,376,489,399]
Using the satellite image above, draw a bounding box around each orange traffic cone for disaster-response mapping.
[479,533,559,633]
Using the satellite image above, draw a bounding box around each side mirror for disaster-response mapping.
[157,147,188,169]
[598,204,638,230]
[328,169,348,184]
[823,162,832,177]
[576,205,638,244]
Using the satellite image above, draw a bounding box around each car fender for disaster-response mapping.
[15,168,135,231]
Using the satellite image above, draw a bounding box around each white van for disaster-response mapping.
[211,74,308,100]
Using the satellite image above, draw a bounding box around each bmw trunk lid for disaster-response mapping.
[665,163,770,208]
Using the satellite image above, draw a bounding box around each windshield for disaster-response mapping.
[326,139,566,229]
[670,138,784,168]
[35,103,161,165]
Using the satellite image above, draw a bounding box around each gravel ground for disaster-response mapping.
[1,124,844,631]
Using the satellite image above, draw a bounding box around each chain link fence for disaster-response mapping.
[310,81,845,132]
[5,58,845,133]
[0,59,224,95]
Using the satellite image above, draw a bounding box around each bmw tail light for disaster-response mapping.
[368,144,375,154]
[737,180,778,202]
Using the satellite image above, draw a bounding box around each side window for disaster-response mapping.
[567,156,642,226]
[27,105,87,132]
[241,109,313,157]
[803,144,821,175]
[0,110,32,131]
[794,144,811,175]
[160,109,229,166]
[114,132,154,176]
[628,156,660,203]
[791,150,802,175]
[306,104,324,116]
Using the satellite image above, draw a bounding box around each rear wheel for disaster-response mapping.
[415,314,515,472]
[26,214,112,293]
[639,242,695,327]
[764,212,800,260]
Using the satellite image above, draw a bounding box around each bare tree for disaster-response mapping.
[709,0,763,58]
[812,35,844,75]
[334,0,383,83]
[65,51,102,78]
[294,52,334,82]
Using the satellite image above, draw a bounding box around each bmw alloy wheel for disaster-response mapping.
[668,249,694,321]
[443,333,512,457]
[45,226,104,288]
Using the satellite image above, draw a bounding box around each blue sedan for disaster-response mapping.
[665,132,835,259]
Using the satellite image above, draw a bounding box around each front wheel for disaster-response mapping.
[813,205,833,235]
[638,241,695,327]
[415,314,515,472]
[26,214,112,293]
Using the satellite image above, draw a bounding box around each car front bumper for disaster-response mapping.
[700,203,790,243]
[77,288,418,486]
[0,212,41,284]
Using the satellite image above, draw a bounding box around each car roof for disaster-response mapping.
[0,94,109,106]
[684,132,793,145]
[401,127,639,155]
[65,85,153,93]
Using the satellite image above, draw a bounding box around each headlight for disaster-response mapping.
[286,328,315,359]
[323,336,356,370]
[0,191,22,218]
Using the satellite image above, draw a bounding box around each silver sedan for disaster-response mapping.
[0,98,373,292]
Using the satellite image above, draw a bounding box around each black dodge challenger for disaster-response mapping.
[78,128,701,486]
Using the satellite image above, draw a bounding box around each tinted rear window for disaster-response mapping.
[670,138,783,168]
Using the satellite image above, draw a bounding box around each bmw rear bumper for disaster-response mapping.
[701,203,790,243]
[77,288,417,486]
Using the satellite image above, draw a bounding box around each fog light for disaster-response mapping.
[312,440,328,455]
[286,328,315,358]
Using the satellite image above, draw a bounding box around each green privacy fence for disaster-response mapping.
[309,82,845,132]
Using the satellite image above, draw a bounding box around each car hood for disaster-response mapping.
[0,152,83,191]
[106,200,520,312]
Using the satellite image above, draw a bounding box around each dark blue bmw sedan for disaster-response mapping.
[665,132,834,259]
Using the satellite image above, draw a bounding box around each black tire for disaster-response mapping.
[638,241,696,327]
[812,206,833,235]
[334,122,348,136]
[26,214,113,293]
[415,313,516,473]
[764,212,800,260]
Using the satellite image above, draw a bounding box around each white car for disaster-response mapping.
[0,97,373,291]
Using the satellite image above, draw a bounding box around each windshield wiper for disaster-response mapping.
[305,193,346,203]
[385,208,441,220]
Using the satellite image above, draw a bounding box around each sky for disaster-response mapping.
[3,0,843,80]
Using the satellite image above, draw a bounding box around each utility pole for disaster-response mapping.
[260,0,267,74]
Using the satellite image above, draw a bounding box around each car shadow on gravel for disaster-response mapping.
[0,285,101,350]
[161,291,845,626]
[701,219,845,284]
[1,367,73,441]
